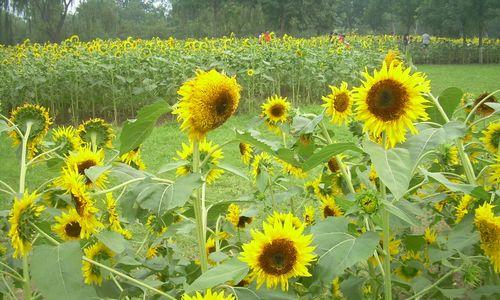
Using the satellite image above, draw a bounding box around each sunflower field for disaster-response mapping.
[1,34,499,124]
[0,38,500,300]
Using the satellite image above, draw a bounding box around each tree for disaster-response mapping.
[30,0,74,42]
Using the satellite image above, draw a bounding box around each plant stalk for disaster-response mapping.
[192,139,209,273]
[380,133,392,300]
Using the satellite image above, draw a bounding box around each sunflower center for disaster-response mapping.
[237,216,252,228]
[72,194,85,215]
[334,93,349,112]
[323,205,339,218]
[77,160,97,183]
[270,104,285,118]
[65,221,82,238]
[367,79,408,121]
[258,238,297,275]
[401,265,419,278]
[478,221,499,244]
[239,143,247,155]
[328,158,340,173]
[490,130,500,149]
[214,90,232,116]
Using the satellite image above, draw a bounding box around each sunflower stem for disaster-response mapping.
[192,139,209,273]
[407,268,460,300]
[90,132,98,152]
[29,221,60,246]
[320,121,355,194]
[379,134,392,300]
[427,93,476,185]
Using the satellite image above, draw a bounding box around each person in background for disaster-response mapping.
[422,33,430,48]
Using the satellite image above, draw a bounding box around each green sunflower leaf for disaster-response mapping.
[186,257,249,293]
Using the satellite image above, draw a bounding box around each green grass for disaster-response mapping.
[1,64,499,205]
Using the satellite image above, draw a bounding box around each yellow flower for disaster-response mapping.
[8,103,52,157]
[173,69,241,140]
[303,206,315,225]
[354,62,430,148]
[424,227,437,245]
[52,209,83,240]
[247,69,255,76]
[322,81,353,125]
[474,203,500,273]
[383,49,402,68]
[455,194,475,223]
[182,289,235,300]
[63,147,108,188]
[239,214,316,290]
[175,139,224,184]
[472,92,496,117]
[321,197,344,219]
[327,157,341,173]
[238,143,253,165]
[266,212,303,229]
[119,147,146,170]
[332,277,344,298]
[251,152,274,180]
[481,122,500,154]
[77,118,114,149]
[82,242,115,285]
[105,193,132,239]
[146,245,159,259]
[395,251,422,281]
[278,159,307,178]
[445,145,459,166]
[488,155,500,185]
[51,126,82,156]
[226,203,252,228]
[8,191,45,258]
[261,95,291,124]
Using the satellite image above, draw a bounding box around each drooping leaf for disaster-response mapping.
[420,169,475,194]
[85,165,112,183]
[119,100,170,155]
[96,230,128,254]
[291,114,323,135]
[218,163,249,180]
[186,257,248,293]
[363,140,412,200]
[301,143,362,171]
[383,200,419,227]
[427,88,463,124]
[157,160,189,174]
[236,130,280,154]
[31,242,97,300]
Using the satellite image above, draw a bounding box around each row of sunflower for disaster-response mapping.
[0,50,499,299]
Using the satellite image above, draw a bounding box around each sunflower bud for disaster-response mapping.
[356,190,380,214]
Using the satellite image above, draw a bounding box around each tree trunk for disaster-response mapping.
[478,23,483,64]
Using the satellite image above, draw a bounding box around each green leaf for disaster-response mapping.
[96,230,128,254]
[301,143,362,171]
[427,88,463,124]
[119,100,170,155]
[85,165,112,184]
[438,288,467,299]
[363,140,412,200]
[0,120,10,133]
[291,114,323,135]
[218,163,249,180]
[383,200,419,227]
[157,160,189,174]
[447,214,479,251]
[420,170,475,194]
[236,129,280,154]
[31,242,97,300]
[311,218,379,283]
[186,257,249,293]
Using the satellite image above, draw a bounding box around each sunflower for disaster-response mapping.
[77,118,114,149]
[481,122,500,154]
[119,147,146,170]
[303,206,315,225]
[239,143,253,165]
[332,277,344,298]
[266,212,303,230]
[175,139,224,184]
[354,62,430,148]
[395,251,423,281]
[472,92,496,117]
[145,245,160,260]
[104,193,132,239]
[146,215,167,236]
[322,82,353,125]
[226,203,252,228]
[369,236,400,266]
[240,214,316,290]
[82,242,115,285]
[8,103,52,157]
[474,203,500,273]
[488,156,500,185]
[261,96,291,124]
[279,159,307,178]
[321,197,344,219]
[327,157,340,173]
[173,69,241,140]
[8,191,45,258]
[182,289,235,300]
[356,190,379,214]
[383,49,402,68]
[424,227,437,245]
[64,147,108,188]
[247,69,255,77]
[52,209,83,240]
[443,145,459,166]
[251,152,274,180]
[455,194,475,223]
[51,126,82,156]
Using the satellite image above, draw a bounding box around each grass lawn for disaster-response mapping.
[1,63,499,205]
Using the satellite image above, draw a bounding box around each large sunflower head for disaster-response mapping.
[182,289,235,300]
[474,203,500,273]
[321,197,344,219]
[354,62,430,148]
[77,118,114,149]
[473,92,497,117]
[239,143,253,165]
[261,95,291,124]
[64,147,108,188]
[481,122,500,154]
[175,139,224,184]
[119,147,146,170]
[321,82,353,125]
[8,104,52,156]
[239,214,317,290]
[226,203,253,228]
[52,209,83,241]
[52,126,82,156]
[82,242,115,285]
[173,69,241,140]
[8,191,45,258]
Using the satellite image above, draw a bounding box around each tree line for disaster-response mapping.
[1,0,499,45]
